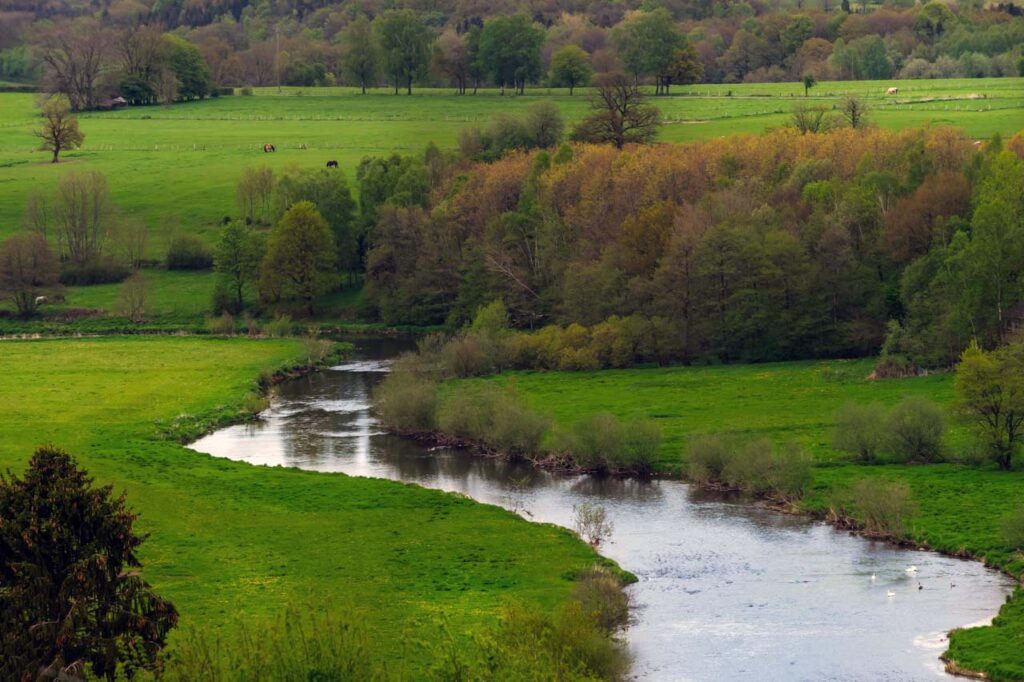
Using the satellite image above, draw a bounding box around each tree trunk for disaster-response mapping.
[51,146,60,163]
[406,76,412,95]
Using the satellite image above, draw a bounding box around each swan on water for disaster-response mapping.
[887,590,896,598]
[905,565,918,574]
[870,573,877,581]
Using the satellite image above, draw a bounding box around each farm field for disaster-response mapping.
[452,360,1024,679]
[0,77,1020,249]
[0,337,612,671]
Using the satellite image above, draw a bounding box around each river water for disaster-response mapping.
[190,339,1014,681]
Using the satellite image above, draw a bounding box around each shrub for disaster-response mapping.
[443,334,488,377]
[573,502,613,546]
[302,337,335,367]
[205,311,235,335]
[569,413,623,472]
[833,402,887,463]
[117,270,147,323]
[241,393,270,418]
[437,387,498,442]
[59,258,129,285]
[723,437,775,493]
[166,234,214,270]
[489,398,549,458]
[1000,506,1024,550]
[374,371,438,432]
[884,397,946,463]
[264,314,294,338]
[847,479,917,538]
[572,566,630,633]
[684,434,732,485]
[239,86,254,96]
[437,385,548,457]
[619,418,662,476]
[764,443,813,501]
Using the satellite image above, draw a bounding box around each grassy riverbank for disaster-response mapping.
[0,337,621,674]
[450,360,1024,680]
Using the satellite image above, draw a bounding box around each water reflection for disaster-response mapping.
[191,339,1014,681]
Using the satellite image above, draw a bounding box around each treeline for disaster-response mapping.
[4,1,1023,95]
[360,127,1024,368]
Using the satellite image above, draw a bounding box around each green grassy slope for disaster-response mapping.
[0,337,612,670]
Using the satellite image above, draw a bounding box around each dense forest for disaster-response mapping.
[2,0,1023,95]
[358,127,1024,369]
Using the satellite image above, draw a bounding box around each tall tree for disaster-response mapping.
[611,9,685,94]
[34,95,84,163]
[0,447,178,679]
[549,44,593,96]
[274,168,359,273]
[259,201,336,313]
[0,232,60,317]
[955,342,1024,470]
[374,10,431,95]
[478,15,545,95]
[340,15,377,94]
[162,33,210,100]
[431,29,471,94]
[664,44,703,93]
[214,221,265,313]
[53,170,111,265]
[34,18,110,111]
[571,71,661,149]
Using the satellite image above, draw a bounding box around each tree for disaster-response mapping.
[118,269,147,322]
[802,73,817,97]
[162,33,210,100]
[34,96,84,163]
[54,170,111,265]
[374,10,431,96]
[259,201,336,313]
[478,15,545,95]
[571,72,662,149]
[0,232,60,318]
[431,29,471,94]
[236,165,275,224]
[611,8,684,94]
[915,1,956,44]
[840,96,869,129]
[791,103,830,134]
[116,24,164,105]
[215,221,265,313]
[956,343,1024,470]
[664,44,703,93]
[340,16,377,94]
[273,168,358,274]
[550,44,592,95]
[0,447,178,680]
[34,18,110,111]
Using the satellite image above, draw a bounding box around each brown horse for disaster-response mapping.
[263,143,276,153]
[326,160,338,168]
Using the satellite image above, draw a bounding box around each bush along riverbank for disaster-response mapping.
[373,310,1024,681]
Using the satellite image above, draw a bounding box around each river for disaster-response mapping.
[190,338,1014,681]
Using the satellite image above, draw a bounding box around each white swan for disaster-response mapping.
[887,590,896,598]
[870,573,877,581]
[905,565,918,574]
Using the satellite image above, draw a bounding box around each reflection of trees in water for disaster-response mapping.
[567,475,664,505]
[685,485,814,535]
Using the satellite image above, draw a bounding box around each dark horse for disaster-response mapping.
[263,143,275,153]
[326,160,339,168]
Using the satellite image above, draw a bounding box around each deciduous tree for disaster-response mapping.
[34,95,84,163]
[0,232,60,317]
[374,10,431,95]
[571,72,661,149]
[956,342,1024,470]
[259,201,336,313]
[550,44,592,95]
[340,16,377,94]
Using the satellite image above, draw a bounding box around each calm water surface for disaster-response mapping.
[191,339,1014,681]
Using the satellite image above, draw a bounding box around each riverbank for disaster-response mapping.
[404,360,1024,681]
[0,337,628,676]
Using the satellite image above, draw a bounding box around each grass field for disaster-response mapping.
[0,337,614,671]
[457,359,1024,679]
[0,77,1020,250]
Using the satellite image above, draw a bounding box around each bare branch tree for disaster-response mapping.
[571,71,661,149]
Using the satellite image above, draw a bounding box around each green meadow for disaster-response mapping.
[0,337,614,671]
[0,76,1020,249]
[455,359,1024,679]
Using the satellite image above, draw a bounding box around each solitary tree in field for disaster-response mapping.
[571,72,661,149]
[259,201,336,313]
[955,342,1024,470]
[840,95,869,129]
[549,44,592,96]
[0,232,60,317]
[0,447,178,680]
[802,73,817,97]
[34,96,84,163]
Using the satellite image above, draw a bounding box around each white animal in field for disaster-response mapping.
[886,87,899,95]
[34,295,47,305]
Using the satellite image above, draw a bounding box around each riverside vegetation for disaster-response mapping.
[375,302,1024,680]
[0,337,634,680]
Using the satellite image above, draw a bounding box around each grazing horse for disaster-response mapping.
[263,143,276,153]
[326,160,339,168]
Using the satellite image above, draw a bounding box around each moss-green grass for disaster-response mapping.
[0,337,613,670]
[455,359,1024,680]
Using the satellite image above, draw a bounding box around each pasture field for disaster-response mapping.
[454,360,1024,680]
[0,77,1020,249]
[0,337,613,670]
